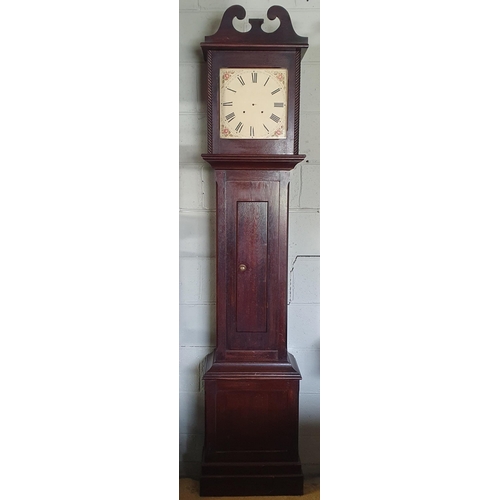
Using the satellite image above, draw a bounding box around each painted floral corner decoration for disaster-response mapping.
[220,125,235,138]
[221,70,235,88]
[271,125,285,138]
[273,70,286,87]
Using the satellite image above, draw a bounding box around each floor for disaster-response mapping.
[179,477,320,500]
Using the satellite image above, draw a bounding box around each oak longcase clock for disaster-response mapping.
[199,5,308,497]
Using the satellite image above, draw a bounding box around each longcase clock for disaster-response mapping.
[198,5,308,497]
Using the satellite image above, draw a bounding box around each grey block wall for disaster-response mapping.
[179,0,320,479]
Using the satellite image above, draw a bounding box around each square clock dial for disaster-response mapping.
[220,68,288,139]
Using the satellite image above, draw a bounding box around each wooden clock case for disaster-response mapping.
[198,6,308,497]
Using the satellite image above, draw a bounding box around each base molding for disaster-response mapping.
[200,466,303,497]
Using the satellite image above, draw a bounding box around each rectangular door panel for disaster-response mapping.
[236,201,268,333]
[215,389,290,453]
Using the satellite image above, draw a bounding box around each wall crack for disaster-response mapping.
[288,254,320,305]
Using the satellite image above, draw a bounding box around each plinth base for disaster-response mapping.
[200,458,303,496]
[200,352,303,497]
[200,470,303,497]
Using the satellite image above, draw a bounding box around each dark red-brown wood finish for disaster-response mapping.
[199,6,308,497]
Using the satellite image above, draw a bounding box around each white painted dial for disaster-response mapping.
[219,68,288,139]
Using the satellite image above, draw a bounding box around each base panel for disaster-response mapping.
[200,460,303,496]
[199,473,303,497]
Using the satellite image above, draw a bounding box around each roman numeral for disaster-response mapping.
[237,75,245,86]
[252,72,257,83]
[222,102,233,106]
[264,76,270,86]
[270,113,280,123]
[271,88,281,95]
[274,102,284,107]
[227,88,236,93]
[235,122,244,133]
[250,126,254,137]
[225,112,236,122]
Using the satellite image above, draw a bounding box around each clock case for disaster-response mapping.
[199,6,308,497]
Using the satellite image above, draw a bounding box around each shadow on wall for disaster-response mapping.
[299,420,320,477]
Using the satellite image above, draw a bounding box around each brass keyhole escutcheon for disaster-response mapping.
[238,264,247,272]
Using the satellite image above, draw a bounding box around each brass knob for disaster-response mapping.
[238,264,247,272]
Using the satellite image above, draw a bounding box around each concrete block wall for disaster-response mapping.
[179,0,320,479]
